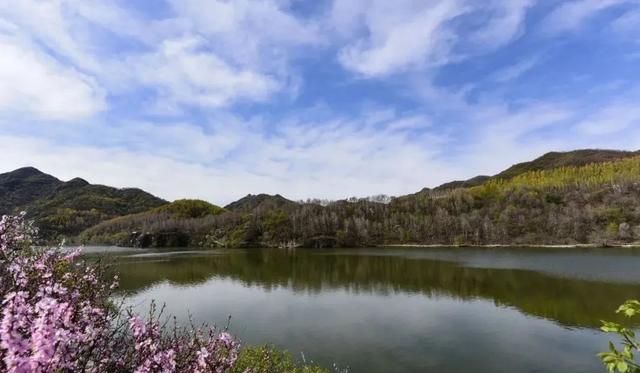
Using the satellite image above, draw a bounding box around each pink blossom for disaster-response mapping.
[0,213,241,373]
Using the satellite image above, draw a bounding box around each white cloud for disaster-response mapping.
[575,103,640,135]
[163,0,321,97]
[0,0,320,111]
[0,35,105,120]
[128,37,280,108]
[542,0,629,35]
[0,0,101,72]
[170,0,321,57]
[0,109,453,204]
[0,0,638,206]
[331,0,536,77]
[469,0,534,48]
[4,93,640,205]
[335,0,465,76]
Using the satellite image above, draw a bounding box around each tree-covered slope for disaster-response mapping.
[0,167,63,215]
[198,154,640,248]
[89,153,640,249]
[224,194,299,213]
[494,149,640,180]
[0,167,167,239]
[434,149,640,191]
[5,149,640,248]
[79,199,226,247]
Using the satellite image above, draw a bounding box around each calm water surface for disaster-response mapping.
[98,247,640,373]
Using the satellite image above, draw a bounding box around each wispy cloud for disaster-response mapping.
[0,0,320,115]
[491,56,540,82]
[0,109,452,203]
[332,0,535,77]
[611,8,640,35]
[333,0,466,76]
[542,0,631,35]
[575,102,640,135]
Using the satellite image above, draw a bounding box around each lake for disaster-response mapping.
[99,246,640,373]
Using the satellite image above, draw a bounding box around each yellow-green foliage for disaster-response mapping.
[233,346,329,373]
[472,156,640,197]
[155,199,225,218]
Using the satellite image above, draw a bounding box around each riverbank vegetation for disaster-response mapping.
[0,213,330,372]
[80,153,640,248]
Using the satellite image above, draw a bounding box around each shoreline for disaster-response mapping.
[381,243,640,249]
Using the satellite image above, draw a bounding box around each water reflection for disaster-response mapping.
[99,247,640,372]
[110,248,640,328]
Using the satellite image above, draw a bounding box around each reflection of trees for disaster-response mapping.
[114,250,640,328]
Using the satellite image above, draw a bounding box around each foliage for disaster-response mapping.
[472,156,640,194]
[224,194,298,213]
[79,199,225,247]
[7,152,640,248]
[195,156,640,248]
[233,346,329,373]
[156,199,226,219]
[84,155,640,249]
[599,300,640,373]
[494,149,639,180]
[0,213,241,372]
[0,167,167,241]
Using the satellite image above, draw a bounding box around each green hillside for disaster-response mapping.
[4,149,640,248]
[494,149,640,180]
[199,154,640,248]
[224,194,299,213]
[0,167,167,239]
[79,199,225,247]
[0,167,63,214]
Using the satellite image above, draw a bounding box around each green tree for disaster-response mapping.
[599,300,640,372]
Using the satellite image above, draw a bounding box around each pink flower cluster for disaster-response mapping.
[0,214,241,373]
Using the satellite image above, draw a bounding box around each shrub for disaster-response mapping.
[598,300,640,372]
[233,345,329,373]
[0,213,240,372]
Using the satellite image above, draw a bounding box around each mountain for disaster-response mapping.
[4,148,640,248]
[208,150,640,248]
[494,149,640,180]
[224,194,299,213]
[434,175,491,191]
[0,167,63,215]
[0,167,167,239]
[434,149,640,191]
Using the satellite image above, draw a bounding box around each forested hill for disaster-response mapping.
[2,149,640,247]
[0,167,167,239]
[73,149,640,248]
[434,149,640,191]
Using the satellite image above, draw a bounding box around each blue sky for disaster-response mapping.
[0,0,639,204]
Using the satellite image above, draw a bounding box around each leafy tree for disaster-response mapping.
[599,300,640,372]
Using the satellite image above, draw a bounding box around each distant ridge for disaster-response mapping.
[435,149,639,191]
[495,149,640,180]
[0,167,166,239]
[434,175,491,191]
[224,193,298,213]
[3,148,640,246]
